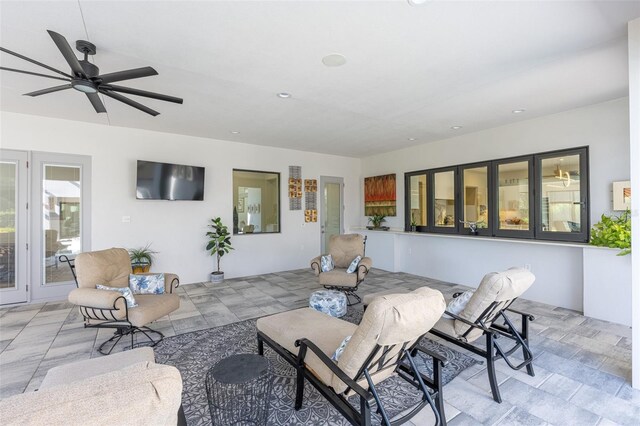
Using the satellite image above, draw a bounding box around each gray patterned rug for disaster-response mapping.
[154,306,480,425]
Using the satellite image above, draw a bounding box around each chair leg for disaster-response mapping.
[294,368,305,410]
[521,315,535,377]
[359,396,372,426]
[257,335,264,356]
[486,333,502,403]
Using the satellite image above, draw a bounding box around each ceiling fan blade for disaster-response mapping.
[47,30,86,78]
[0,46,73,79]
[99,89,159,116]
[86,92,106,113]
[97,66,158,84]
[102,84,183,104]
[0,66,71,82]
[23,84,71,97]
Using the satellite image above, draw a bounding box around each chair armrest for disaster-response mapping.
[68,288,126,311]
[444,310,492,335]
[357,257,372,281]
[310,256,322,276]
[505,307,535,321]
[295,338,370,400]
[413,344,448,366]
[137,272,180,294]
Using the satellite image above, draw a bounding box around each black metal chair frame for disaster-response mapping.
[257,330,447,426]
[312,235,369,306]
[59,254,179,356]
[428,293,535,403]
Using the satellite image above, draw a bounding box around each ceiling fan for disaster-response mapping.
[0,30,183,116]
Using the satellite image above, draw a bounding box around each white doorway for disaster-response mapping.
[320,176,344,254]
[0,150,29,305]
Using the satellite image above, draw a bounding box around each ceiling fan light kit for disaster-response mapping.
[0,30,183,116]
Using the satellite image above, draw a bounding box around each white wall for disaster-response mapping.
[0,112,361,284]
[359,98,630,311]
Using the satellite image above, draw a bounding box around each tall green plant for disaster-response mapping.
[206,217,234,273]
[590,210,631,256]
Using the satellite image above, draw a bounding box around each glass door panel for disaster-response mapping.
[497,161,531,232]
[320,177,344,254]
[0,150,28,305]
[433,170,456,228]
[408,174,427,228]
[462,165,490,233]
[42,164,81,285]
[540,154,581,232]
[0,162,17,290]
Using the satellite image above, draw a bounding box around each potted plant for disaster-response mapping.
[589,209,631,255]
[206,217,234,283]
[410,213,417,232]
[129,244,157,273]
[367,214,387,230]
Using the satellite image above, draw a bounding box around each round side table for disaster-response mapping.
[309,290,347,317]
[205,353,273,425]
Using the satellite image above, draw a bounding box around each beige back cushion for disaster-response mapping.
[454,267,535,339]
[75,248,131,289]
[329,234,364,268]
[333,286,445,393]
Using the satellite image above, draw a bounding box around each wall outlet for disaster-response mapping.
[122,216,131,223]
[408,247,412,255]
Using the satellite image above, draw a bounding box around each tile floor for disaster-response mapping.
[1,268,639,425]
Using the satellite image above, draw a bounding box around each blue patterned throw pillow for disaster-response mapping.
[129,273,165,295]
[96,285,138,308]
[320,254,334,272]
[444,290,474,319]
[331,335,352,362]
[346,255,362,274]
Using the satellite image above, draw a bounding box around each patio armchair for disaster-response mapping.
[310,234,372,305]
[257,287,448,426]
[428,267,536,403]
[63,248,180,355]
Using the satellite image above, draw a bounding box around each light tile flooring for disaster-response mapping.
[1,269,639,425]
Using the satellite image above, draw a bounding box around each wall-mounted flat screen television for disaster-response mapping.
[136,160,205,200]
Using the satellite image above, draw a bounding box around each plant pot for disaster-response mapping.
[210,272,225,284]
[411,226,417,232]
[132,263,151,273]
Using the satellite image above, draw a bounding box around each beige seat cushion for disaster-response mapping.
[453,267,535,342]
[257,308,357,387]
[75,248,131,289]
[318,268,358,287]
[334,287,445,393]
[0,361,182,426]
[128,294,180,328]
[40,347,155,389]
[329,234,365,268]
[362,288,410,306]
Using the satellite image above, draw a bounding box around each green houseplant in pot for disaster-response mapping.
[129,244,157,273]
[367,214,387,230]
[206,217,234,283]
[590,209,631,255]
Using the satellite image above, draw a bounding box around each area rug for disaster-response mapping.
[154,306,480,425]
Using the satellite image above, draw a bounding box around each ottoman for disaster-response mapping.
[309,290,347,317]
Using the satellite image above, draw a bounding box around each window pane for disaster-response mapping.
[497,162,529,230]
[434,170,455,227]
[0,162,17,289]
[233,170,280,234]
[43,165,81,285]
[540,154,581,232]
[408,174,427,226]
[462,166,489,229]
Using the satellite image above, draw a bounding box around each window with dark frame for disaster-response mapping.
[404,147,589,243]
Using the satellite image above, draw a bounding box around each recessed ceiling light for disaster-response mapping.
[512,109,526,114]
[322,53,347,67]
[277,92,291,99]
[407,0,429,5]
[408,137,417,141]
[230,131,240,134]
[451,126,462,130]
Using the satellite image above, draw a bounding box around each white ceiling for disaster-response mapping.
[1,1,639,157]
